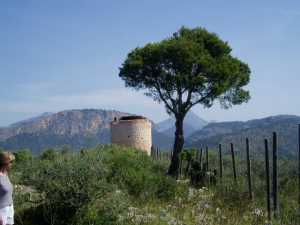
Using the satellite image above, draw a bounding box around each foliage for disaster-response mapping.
[103,146,176,200]
[40,148,59,160]
[12,145,176,225]
[119,26,250,113]
[74,190,130,225]
[119,26,251,176]
[9,144,300,225]
[14,149,33,163]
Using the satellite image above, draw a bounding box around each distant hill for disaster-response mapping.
[0,109,173,154]
[4,110,299,157]
[155,111,208,138]
[186,115,300,158]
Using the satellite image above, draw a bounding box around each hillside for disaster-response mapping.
[0,109,173,154]
[186,115,300,158]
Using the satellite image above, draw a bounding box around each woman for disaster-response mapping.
[0,152,15,225]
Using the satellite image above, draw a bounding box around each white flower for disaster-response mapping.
[204,203,210,209]
[253,208,263,217]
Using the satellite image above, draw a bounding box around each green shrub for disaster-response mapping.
[20,149,111,225]
[102,146,176,200]
[14,145,177,225]
[14,149,33,163]
[75,190,130,225]
[40,148,59,160]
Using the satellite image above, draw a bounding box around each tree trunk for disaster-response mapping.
[168,115,184,177]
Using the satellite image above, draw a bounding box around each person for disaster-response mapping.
[0,152,15,225]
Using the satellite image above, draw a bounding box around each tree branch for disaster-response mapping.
[154,82,176,114]
[185,91,213,112]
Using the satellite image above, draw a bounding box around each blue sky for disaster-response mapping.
[1,0,300,126]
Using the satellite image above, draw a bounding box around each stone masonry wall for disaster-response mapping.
[111,118,152,155]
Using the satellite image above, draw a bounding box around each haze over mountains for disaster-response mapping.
[154,111,208,138]
[1,109,300,158]
[186,115,300,158]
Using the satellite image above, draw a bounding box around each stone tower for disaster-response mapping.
[110,116,152,155]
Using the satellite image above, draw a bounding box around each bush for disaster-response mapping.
[102,145,176,200]
[20,149,112,225]
[40,148,59,160]
[15,145,176,225]
[14,149,33,163]
[75,190,130,225]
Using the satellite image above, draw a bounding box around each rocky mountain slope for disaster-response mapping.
[186,115,300,158]
[0,109,173,154]
[2,110,299,158]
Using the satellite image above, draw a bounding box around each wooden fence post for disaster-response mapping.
[151,146,155,159]
[219,144,223,180]
[246,138,253,200]
[272,132,278,217]
[199,148,203,169]
[265,139,271,222]
[230,143,237,184]
[179,156,183,179]
[206,146,209,171]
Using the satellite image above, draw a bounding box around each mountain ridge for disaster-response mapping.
[0,109,173,154]
[186,114,300,158]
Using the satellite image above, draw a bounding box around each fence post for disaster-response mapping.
[219,144,223,180]
[199,148,203,169]
[272,132,278,217]
[179,155,183,179]
[151,146,153,158]
[246,138,253,200]
[206,146,209,171]
[230,143,237,184]
[159,149,162,160]
[265,139,271,222]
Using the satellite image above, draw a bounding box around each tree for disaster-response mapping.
[40,148,58,160]
[14,149,33,163]
[119,27,251,177]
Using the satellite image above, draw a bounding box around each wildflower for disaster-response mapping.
[176,179,189,184]
[221,215,227,220]
[253,208,263,217]
[204,203,210,209]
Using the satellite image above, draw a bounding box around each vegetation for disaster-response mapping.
[11,145,176,225]
[119,26,251,177]
[9,145,299,225]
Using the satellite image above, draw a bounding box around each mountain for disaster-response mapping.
[155,111,208,138]
[186,115,300,158]
[0,109,173,154]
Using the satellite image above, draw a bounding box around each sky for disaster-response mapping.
[0,0,300,126]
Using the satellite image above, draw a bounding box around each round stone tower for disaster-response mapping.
[110,116,152,155]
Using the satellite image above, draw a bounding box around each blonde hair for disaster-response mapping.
[0,151,15,169]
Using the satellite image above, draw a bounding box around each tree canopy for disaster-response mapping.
[119,27,250,118]
[119,26,251,176]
